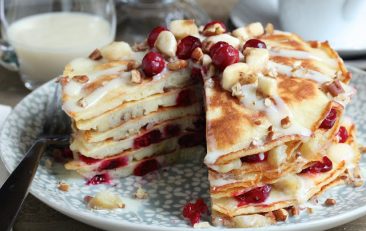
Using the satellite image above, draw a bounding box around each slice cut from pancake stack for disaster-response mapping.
[60,20,362,228]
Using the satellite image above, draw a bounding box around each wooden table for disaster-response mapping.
[0,0,364,230]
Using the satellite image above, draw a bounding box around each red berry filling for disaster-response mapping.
[86,173,111,185]
[300,156,333,174]
[182,198,208,226]
[319,108,337,129]
[336,126,348,143]
[79,154,100,165]
[235,185,271,206]
[209,42,239,71]
[176,35,202,60]
[178,133,204,147]
[133,129,162,149]
[243,39,267,50]
[97,156,129,171]
[164,124,181,137]
[176,89,194,106]
[203,21,227,36]
[147,26,167,48]
[133,159,160,176]
[141,51,165,77]
[241,152,268,163]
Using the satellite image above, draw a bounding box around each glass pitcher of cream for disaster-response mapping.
[0,0,116,90]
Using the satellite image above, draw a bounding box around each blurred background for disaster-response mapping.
[1,0,366,230]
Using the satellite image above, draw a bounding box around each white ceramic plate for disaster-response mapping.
[1,67,366,231]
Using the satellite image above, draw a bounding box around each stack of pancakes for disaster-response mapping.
[61,45,205,179]
[60,20,362,228]
[204,27,361,227]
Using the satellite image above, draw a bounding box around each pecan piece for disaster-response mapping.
[326,80,344,97]
[88,49,103,60]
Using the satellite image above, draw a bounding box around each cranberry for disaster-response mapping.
[190,67,203,80]
[176,89,194,106]
[241,152,268,163]
[300,156,333,174]
[210,42,239,71]
[86,173,111,185]
[133,159,160,176]
[242,39,267,51]
[182,198,208,226]
[147,26,167,48]
[133,129,162,149]
[142,52,165,77]
[336,126,348,143]
[319,108,337,129]
[97,156,129,171]
[176,36,202,59]
[164,124,181,137]
[79,155,100,165]
[235,185,271,206]
[203,21,227,36]
[62,147,73,159]
[178,133,204,147]
[209,41,229,57]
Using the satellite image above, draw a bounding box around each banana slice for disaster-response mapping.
[100,41,133,61]
[221,62,250,91]
[267,145,287,167]
[205,34,240,49]
[258,75,277,96]
[245,48,269,71]
[169,19,199,39]
[155,31,177,57]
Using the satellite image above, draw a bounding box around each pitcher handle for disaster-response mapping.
[0,39,18,71]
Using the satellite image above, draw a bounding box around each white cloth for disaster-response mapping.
[0,104,12,186]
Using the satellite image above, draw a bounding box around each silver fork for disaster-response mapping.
[0,83,70,231]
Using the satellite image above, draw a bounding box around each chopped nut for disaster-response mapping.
[134,187,148,199]
[58,76,69,86]
[202,41,214,53]
[72,75,89,83]
[77,98,87,108]
[231,82,243,97]
[267,131,275,140]
[265,23,274,34]
[88,190,125,210]
[221,62,250,91]
[306,207,313,214]
[132,42,149,51]
[57,182,70,192]
[167,59,188,71]
[246,22,264,37]
[254,120,261,125]
[88,49,103,60]
[273,209,289,222]
[202,22,226,36]
[326,80,345,97]
[130,70,142,84]
[202,54,212,66]
[238,72,258,85]
[264,98,273,107]
[193,221,212,228]
[45,158,53,169]
[191,47,204,62]
[359,145,366,154]
[126,60,140,71]
[84,195,93,203]
[288,206,299,216]
[281,116,291,129]
[155,31,177,57]
[324,198,336,206]
[169,19,199,39]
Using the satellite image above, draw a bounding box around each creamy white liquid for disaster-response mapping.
[7,12,114,83]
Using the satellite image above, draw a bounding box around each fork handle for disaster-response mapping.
[0,139,46,231]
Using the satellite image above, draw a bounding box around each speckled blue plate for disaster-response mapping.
[1,66,366,231]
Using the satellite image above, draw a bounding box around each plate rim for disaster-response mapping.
[1,66,365,231]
